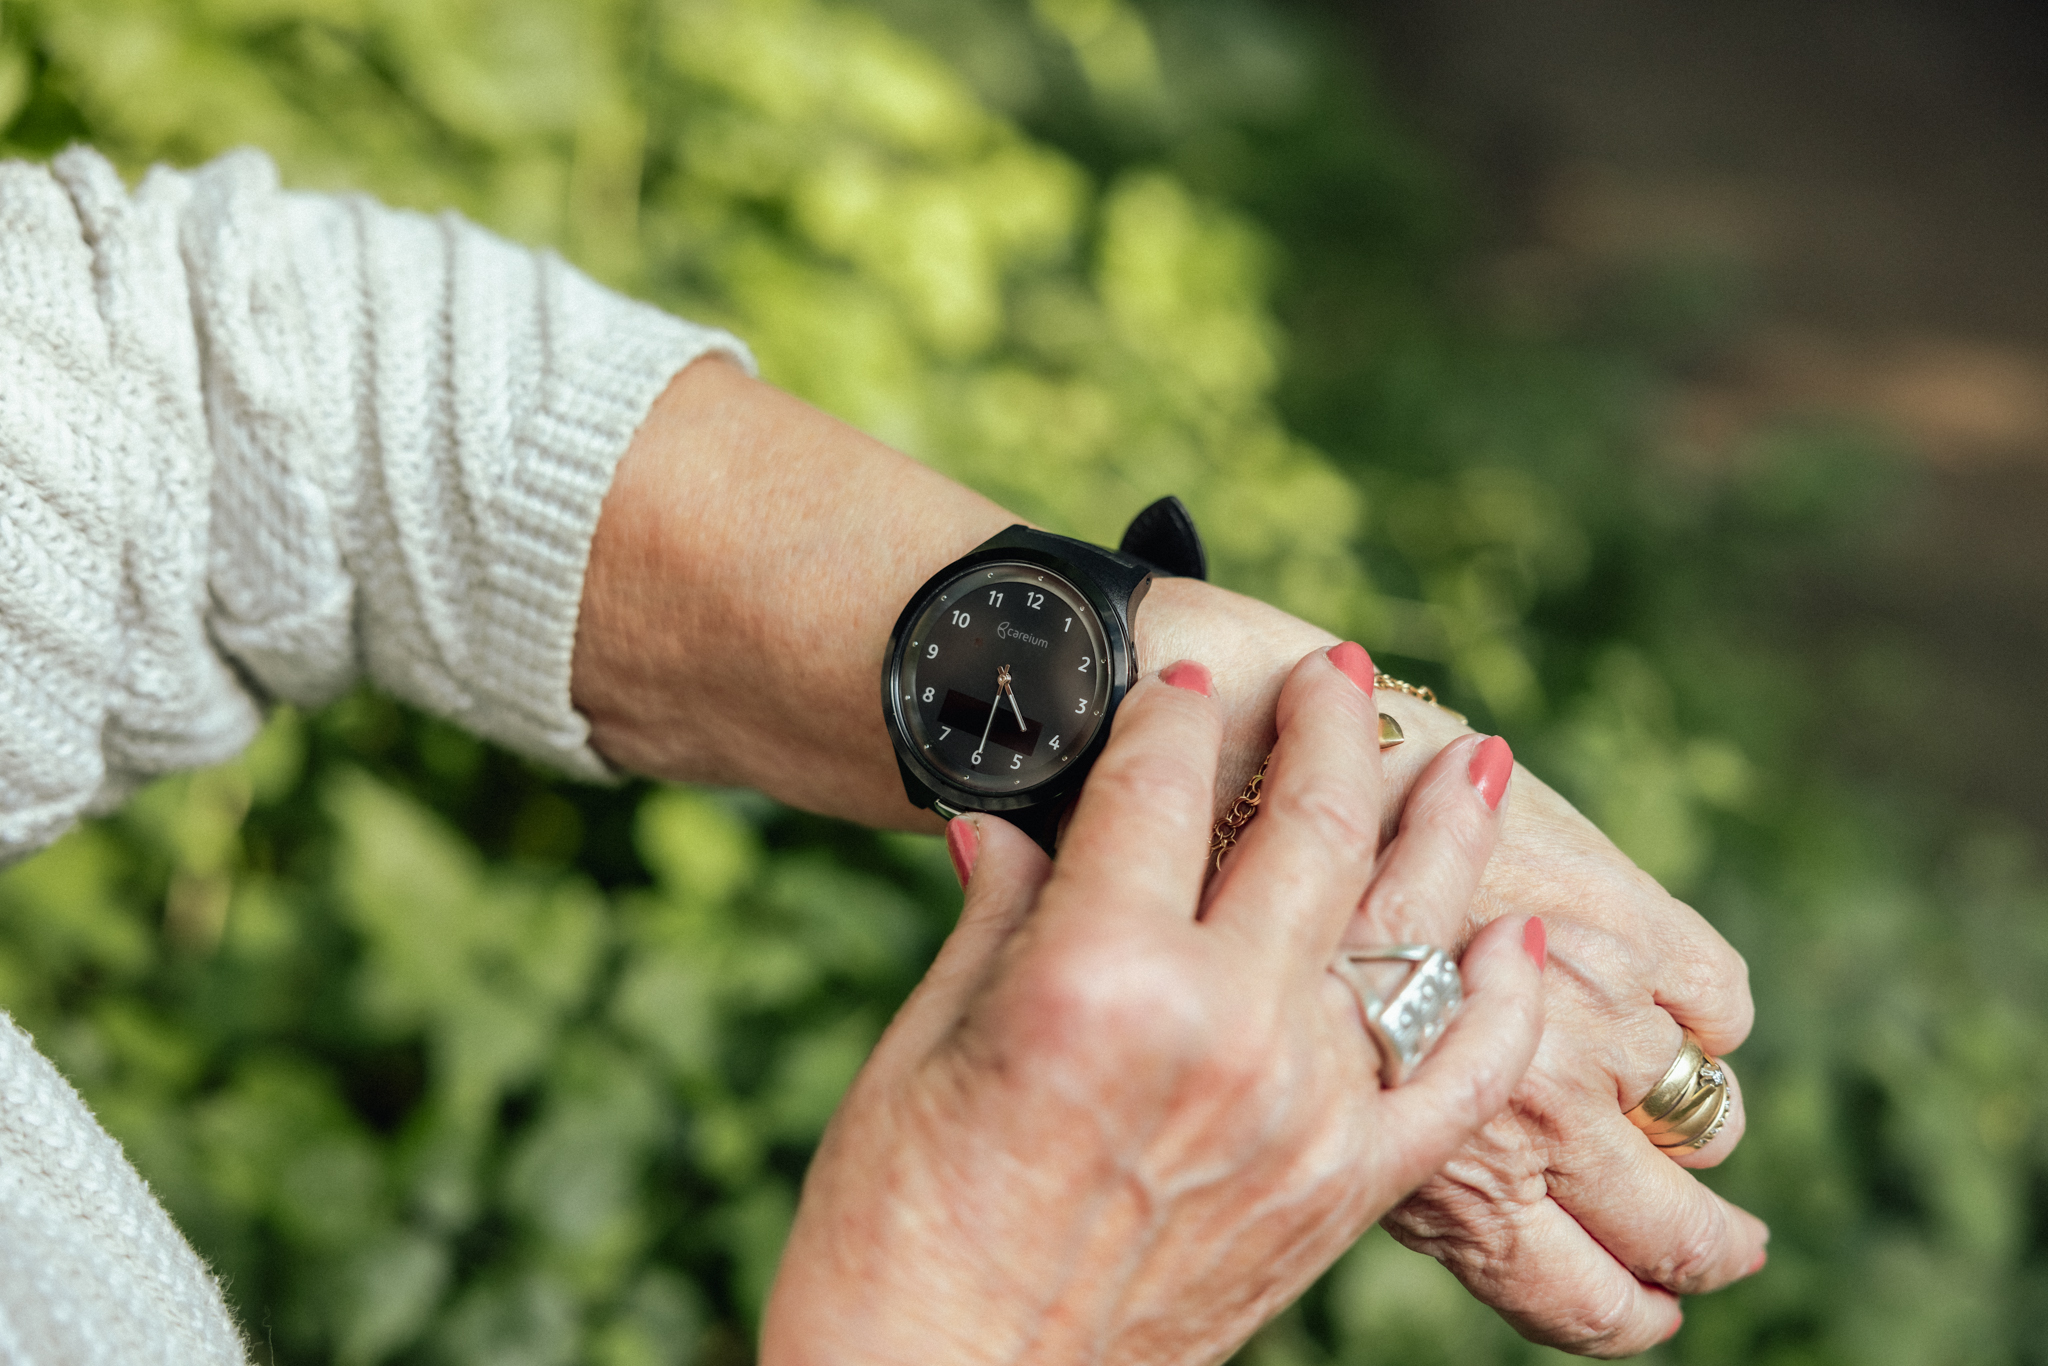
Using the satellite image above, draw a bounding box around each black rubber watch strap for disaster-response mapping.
[1117,495,1207,581]
[1002,799,1067,857]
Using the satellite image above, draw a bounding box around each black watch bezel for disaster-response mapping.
[881,531,1152,828]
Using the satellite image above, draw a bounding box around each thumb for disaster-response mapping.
[868,817,1053,1070]
[1376,915,1547,1193]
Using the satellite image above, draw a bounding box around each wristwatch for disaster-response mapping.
[880,497,1208,854]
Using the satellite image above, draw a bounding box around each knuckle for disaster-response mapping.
[1361,871,1478,943]
[1551,1282,1649,1356]
[1018,934,1212,1067]
[1665,946,1755,1045]
[1642,1206,1731,1293]
[1430,1127,1548,1210]
[1360,878,1426,931]
[1651,896,1756,1031]
[1385,1116,1548,1253]
[1086,747,1209,834]
[1268,778,1379,857]
[1427,1056,1519,1141]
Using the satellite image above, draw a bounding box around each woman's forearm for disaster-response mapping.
[572,354,1006,825]
[571,355,1465,829]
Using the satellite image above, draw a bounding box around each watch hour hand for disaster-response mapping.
[1007,686,1027,732]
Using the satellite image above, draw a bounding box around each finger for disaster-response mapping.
[1491,771,1755,1055]
[1345,733,1511,952]
[1207,643,1384,961]
[868,816,1050,1069]
[1390,1174,1685,1357]
[1372,913,1545,1193]
[1046,662,1221,927]
[1545,1104,1771,1298]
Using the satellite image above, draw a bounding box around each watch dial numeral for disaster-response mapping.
[939,726,952,740]
[1025,590,1045,610]
[970,750,984,766]
[987,590,1005,607]
[1063,616,1073,632]
[1075,698,1088,713]
[922,687,935,702]
[949,609,971,628]
[1048,735,1060,750]
[1077,656,1090,672]
[926,644,939,659]
[1010,753,1023,770]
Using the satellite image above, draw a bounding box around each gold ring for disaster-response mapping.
[1624,1030,1732,1152]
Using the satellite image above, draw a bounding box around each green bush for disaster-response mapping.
[3,2,2045,1363]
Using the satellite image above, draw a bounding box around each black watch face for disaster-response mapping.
[893,561,1115,795]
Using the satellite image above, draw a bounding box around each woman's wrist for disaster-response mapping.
[1132,576,1330,814]
[1132,576,1472,825]
[571,356,1470,835]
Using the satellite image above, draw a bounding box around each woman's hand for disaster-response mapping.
[761,649,1545,1365]
[1140,583,1771,1356]
[579,361,1761,1354]
[1378,765,1766,1357]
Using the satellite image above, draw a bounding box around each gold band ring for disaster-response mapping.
[1625,1030,1732,1152]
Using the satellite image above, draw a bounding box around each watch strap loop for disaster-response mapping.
[1118,495,1208,581]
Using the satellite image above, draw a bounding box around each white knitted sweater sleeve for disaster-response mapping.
[0,145,750,865]
[0,147,750,1361]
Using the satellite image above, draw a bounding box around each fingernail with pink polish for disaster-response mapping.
[1468,735,1513,811]
[1523,917,1546,969]
[946,817,980,888]
[1326,641,1374,695]
[1160,660,1212,696]
[1747,1249,1768,1276]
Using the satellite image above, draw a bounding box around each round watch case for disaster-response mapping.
[881,532,1150,836]
[880,500,1206,855]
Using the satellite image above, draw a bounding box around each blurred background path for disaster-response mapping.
[1346,0,2048,838]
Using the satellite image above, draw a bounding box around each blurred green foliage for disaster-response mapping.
[3,1,2047,1363]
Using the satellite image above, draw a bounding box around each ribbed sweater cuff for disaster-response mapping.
[476,263,752,781]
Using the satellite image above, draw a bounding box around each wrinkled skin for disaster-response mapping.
[1137,581,1768,1356]
[761,652,1547,1366]
[1381,768,1763,1356]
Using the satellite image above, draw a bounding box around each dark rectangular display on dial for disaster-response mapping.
[938,689,1044,757]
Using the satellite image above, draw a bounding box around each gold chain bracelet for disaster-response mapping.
[1373,672,1466,724]
[1208,754,1269,871]
[1205,672,1459,871]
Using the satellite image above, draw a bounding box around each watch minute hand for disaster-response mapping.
[978,674,1004,755]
